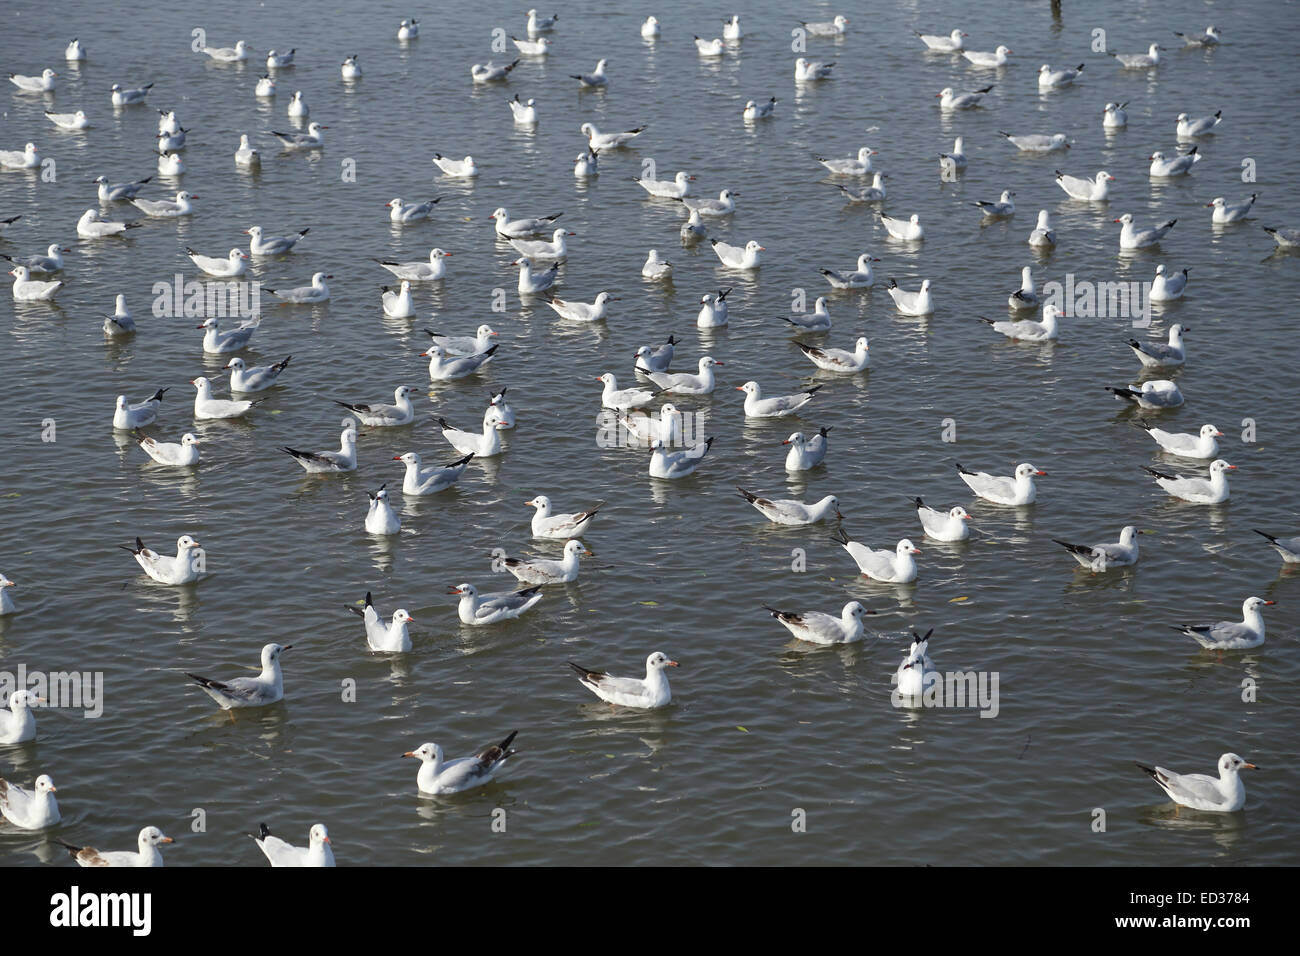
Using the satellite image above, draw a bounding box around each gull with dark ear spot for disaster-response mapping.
[403,732,518,795]
[783,428,830,470]
[0,774,60,830]
[956,461,1044,505]
[649,436,713,479]
[283,423,358,473]
[738,487,841,526]
[1132,420,1219,459]
[1149,265,1190,302]
[526,495,601,539]
[348,592,413,652]
[1136,753,1256,812]
[334,385,418,426]
[914,497,971,542]
[499,539,591,585]
[449,582,543,625]
[830,528,920,583]
[765,601,873,645]
[569,653,677,709]
[1128,323,1186,367]
[1142,459,1234,504]
[394,451,473,495]
[226,355,291,392]
[1172,597,1273,649]
[120,534,203,584]
[253,823,334,867]
[185,642,292,710]
[55,826,173,867]
[1051,526,1142,572]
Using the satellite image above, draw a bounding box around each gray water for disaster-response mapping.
[1,0,1297,866]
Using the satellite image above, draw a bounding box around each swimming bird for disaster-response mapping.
[886,278,934,315]
[582,122,646,151]
[490,207,563,238]
[450,582,543,625]
[287,90,308,116]
[525,496,600,539]
[113,389,167,429]
[110,82,153,106]
[570,59,609,88]
[1137,754,1255,812]
[9,69,58,92]
[743,97,777,121]
[510,228,574,260]
[246,225,308,255]
[132,190,196,217]
[364,485,401,535]
[914,498,972,542]
[1171,598,1273,650]
[253,823,333,867]
[1174,26,1221,46]
[956,462,1044,505]
[1000,130,1069,152]
[1008,267,1038,310]
[712,239,763,270]
[137,432,200,467]
[1114,213,1177,249]
[432,153,478,178]
[1103,102,1129,128]
[973,189,1015,217]
[1255,529,1300,565]
[1176,110,1222,138]
[782,296,833,332]
[1127,323,1186,367]
[103,294,135,335]
[267,49,295,69]
[513,257,558,294]
[1052,526,1142,571]
[783,428,830,470]
[266,272,332,303]
[423,343,498,380]
[187,643,290,710]
[737,487,841,526]
[635,336,676,373]
[198,316,259,353]
[398,19,419,40]
[1133,421,1220,459]
[1263,226,1300,249]
[66,39,87,61]
[964,45,1012,67]
[0,143,41,169]
[817,146,876,175]
[0,691,41,744]
[820,254,879,288]
[501,538,591,585]
[800,15,849,37]
[381,281,414,317]
[1107,380,1184,409]
[680,189,738,217]
[638,356,722,394]
[568,653,677,710]
[46,109,90,130]
[255,75,276,97]
[271,122,327,149]
[201,39,248,62]
[634,169,694,199]
[403,732,518,794]
[1056,169,1114,201]
[511,35,550,56]
[938,86,991,109]
[1037,63,1084,88]
[649,436,713,478]
[335,385,419,427]
[642,249,672,279]
[880,212,924,240]
[508,94,538,125]
[736,381,821,418]
[834,172,887,202]
[1028,210,1055,247]
[0,575,17,616]
[0,775,60,830]
[120,534,202,585]
[192,376,260,419]
[439,409,507,457]
[423,324,496,355]
[234,134,260,166]
[393,451,473,495]
[916,28,966,52]
[55,826,172,867]
[1207,195,1257,224]
[283,424,358,473]
[764,601,871,645]
[341,54,362,80]
[694,36,725,57]
[796,338,870,373]
[1143,460,1234,504]
[1111,43,1163,69]
[2,243,68,273]
[794,58,835,81]
[831,529,920,583]
[979,304,1060,342]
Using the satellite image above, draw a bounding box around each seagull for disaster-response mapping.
[1028,209,1055,247]
[723,15,742,40]
[55,827,172,867]
[834,172,887,202]
[642,249,672,279]
[574,149,599,178]
[694,36,725,57]
[638,356,722,394]
[341,54,362,80]
[764,601,871,645]
[9,68,58,92]
[0,775,60,830]
[381,281,415,317]
[880,212,924,240]
[511,35,551,56]
[973,189,1016,217]
[113,389,167,429]
[110,82,153,106]
[46,109,90,130]
[570,59,609,88]
[234,134,260,166]
[680,189,738,217]
[796,337,870,373]
[1137,754,1256,812]
[450,582,543,625]
[831,529,921,583]
[137,432,200,467]
[1103,102,1129,128]
[916,28,967,52]
[1056,169,1114,201]
[158,110,181,134]
[253,823,333,867]
[597,372,657,410]
[271,122,328,149]
[369,486,403,538]
[0,691,41,744]
[1149,147,1201,177]
[155,127,189,152]
[886,278,934,315]
[914,498,972,542]
[794,58,835,81]
[432,153,478,178]
[1037,63,1084,88]
[1110,43,1163,69]
[349,592,411,652]
[187,643,290,710]
[1207,195,1257,224]
[712,239,763,270]
[964,45,1012,67]
[283,425,358,473]
[513,257,558,294]
[938,86,991,109]
[743,97,777,121]
[1255,530,1300,564]
[201,39,249,62]
[736,381,821,418]
[939,136,968,175]
[818,146,877,175]
[198,316,259,353]
[287,90,308,116]
[66,39,87,61]
[422,344,498,380]
[120,534,202,585]
[1177,110,1222,138]
[266,272,332,304]
[1127,323,1186,367]
[2,243,69,273]
[501,538,591,585]
[634,169,694,199]
[334,385,419,427]
[820,254,879,288]
[1173,26,1222,47]
[490,207,563,238]
[1009,267,1038,310]
[525,496,600,539]
[508,94,538,125]
[398,19,419,40]
[569,653,677,709]
[1052,526,1143,571]
[582,122,646,151]
[246,225,308,255]
[0,143,41,169]
[131,190,196,217]
[1263,226,1300,249]
[102,294,134,335]
[527,9,558,33]
[782,297,832,331]
[1133,421,1220,459]
[641,17,660,38]
[737,487,841,526]
[649,436,713,478]
[1114,213,1177,249]
[403,733,518,794]
[979,304,1060,342]
[957,462,1044,505]
[385,198,439,223]
[896,631,939,697]
[800,15,849,36]
[510,228,574,260]
[157,151,185,175]
[1000,131,1069,152]
[255,75,277,97]
[424,324,496,355]
[377,250,452,284]
[267,49,296,69]
[394,451,473,495]
[1107,379,1184,409]
[783,428,830,471]
[193,376,260,419]
[439,409,507,457]
[1143,459,1234,504]
[1171,598,1273,650]
[634,336,676,373]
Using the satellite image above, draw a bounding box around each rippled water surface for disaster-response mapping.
[1,0,1298,866]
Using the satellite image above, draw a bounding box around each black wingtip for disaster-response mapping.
[1254,529,1278,544]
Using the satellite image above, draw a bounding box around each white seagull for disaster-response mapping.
[831,529,921,583]
[1171,598,1273,650]
[1052,526,1143,571]
[253,823,333,867]
[914,498,972,542]
[568,653,677,709]
[394,451,473,495]
[450,582,543,625]
[186,643,290,710]
[120,534,202,585]
[282,425,358,473]
[1137,754,1256,812]
[738,487,841,525]
[1134,421,1220,459]
[764,601,871,645]
[403,732,518,794]
[957,462,1044,505]
[1143,459,1234,504]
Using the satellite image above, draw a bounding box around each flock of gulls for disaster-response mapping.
[0,9,1294,864]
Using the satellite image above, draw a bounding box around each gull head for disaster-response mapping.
[403,742,440,762]
[393,609,414,626]
[1016,463,1047,479]
[1200,424,1222,439]
[1220,753,1258,774]
[525,495,551,511]
[564,539,593,558]
[176,534,200,551]
[34,775,56,794]
[261,642,291,668]
[393,452,421,467]
[181,433,199,446]
[646,651,679,671]
[950,506,972,521]
[897,539,922,556]
[8,690,43,709]
[447,583,477,597]
[308,824,331,847]
[1209,459,1236,476]
[141,826,173,848]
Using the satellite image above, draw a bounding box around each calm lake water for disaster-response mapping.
[1,0,1297,866]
